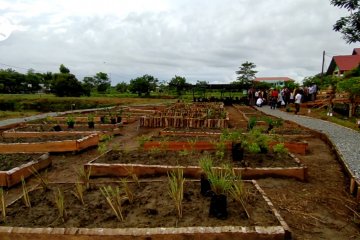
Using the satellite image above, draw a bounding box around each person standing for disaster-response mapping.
[294,90,302,115]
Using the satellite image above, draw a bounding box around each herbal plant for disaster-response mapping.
[30,167,49,191]
[100,185,125,221]
[120,178,134,204]
[215,141,226,160]
[76,167,91,190]
[0,188,6,223]
[87,113,95,122]
[168,168,185,219]
[229,177,250,219]
[248,143,261,154]
[179,149,189,156]
[71,182,85,205]
[199,154,213,176]
[66,115,75,125]
[248,117,257,130]
[187,138,198,154]
[97,142,108,155]
[273,143,289,157]
[124,167,140,187]
[207,166,233,196]
[21,177,31,208]
[54,188,66,222]
[137,135,151,148]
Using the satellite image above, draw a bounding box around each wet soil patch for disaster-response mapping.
[3,181,279,228]
[0,153,42,171]
[0,135,87,143]
[94,150,299,168]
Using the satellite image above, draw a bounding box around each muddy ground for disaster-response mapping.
[1,105,360,239]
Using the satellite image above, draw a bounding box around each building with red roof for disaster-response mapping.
[254,77,294,87]
[326,48,360,76]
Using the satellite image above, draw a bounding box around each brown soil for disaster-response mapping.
[1,105,359,239]
[3,181,279,228]
[161,127,223,134]
[0,153,42,171]
[93,150,299,168]
[15,124,118,132]
[0,135,88,143]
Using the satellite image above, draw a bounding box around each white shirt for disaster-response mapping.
[256,98,263,105]
[295,93,302,104]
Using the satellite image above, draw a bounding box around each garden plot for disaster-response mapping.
[0,134,99,153]
[140,103,229,128]
[85,150,307,181]
[0,153,50,187]
[3,123,122,138]
[160,127,222,137]
[0,180,290,240]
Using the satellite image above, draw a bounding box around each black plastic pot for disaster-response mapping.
[88,121,95,129]
[232,143,244,161]
[267,124,274,133]
[53,125,62,131]
[200,174,212,197]
[260,146,268,154]
[116,116,122,123]
[110,118,116,124]
[209,194,228,220]
[100,116,106,124]
[67,122,74,128]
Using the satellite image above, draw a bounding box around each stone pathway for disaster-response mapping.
[255,106,360,180]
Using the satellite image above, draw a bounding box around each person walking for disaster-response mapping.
[294,90,302,115]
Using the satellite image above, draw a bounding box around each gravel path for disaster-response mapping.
[255,106,360,180]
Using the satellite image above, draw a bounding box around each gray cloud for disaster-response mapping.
[0,0,358,84]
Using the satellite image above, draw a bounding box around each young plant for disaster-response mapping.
[76,167,91,190]
[100,185,125,221]
[187,138,198,154]
[179,149,190,156]
[248,142,261,154]
[214,141,226,160]
[137,135,151,148]
[207,166,233,196]
[124,167,140,187]
[71,182,85,205]
[97,142,108,155]
[120,178,134,204]
[199,154,213,176]
[87,113,95,123]
[168,168,185,219]
[30,167,49,191]
[272,143,289,157]
[21,177,31,208]
[248,117,257,130]
[229,178,250,219]
[54,188,66,222]
[66,115,75,128]
[0,188,6,223]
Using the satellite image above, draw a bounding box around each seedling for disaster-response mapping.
[54,188,66,222]
[120,178,134,204]
[199,154,213,176]
[168,168,185,219]
[248,117,257,130]
[124,166,140,187]
[137,135,151,148]
[21,177,31,208]
[229,172,250,219]
[30,167,49,191]
[76,167,91,190]
[0,188,6,223]
[273,143,289,157]
[71,182,85,205]
[207,166,233,196]
[97,142,108,155]
[100,185,126,221]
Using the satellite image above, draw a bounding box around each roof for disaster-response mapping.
[254,77,293,82]
[353,48,360,55]
[327,55,360,74]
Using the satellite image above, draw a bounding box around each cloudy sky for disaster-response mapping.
[0,0,358,85]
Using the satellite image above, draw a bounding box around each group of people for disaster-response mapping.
[249,85,317,115]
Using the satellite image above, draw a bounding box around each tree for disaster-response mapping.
[94,72,111,93]
[337,65,360,117]
[331,0,360,43]
[51,65,84,97]
[169,75,187,96]
[234,61,257,89]
[129,74,158,96]
[115,82,128,93]
[194,80,209,98]
[59,64,70,74]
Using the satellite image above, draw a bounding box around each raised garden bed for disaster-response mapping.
[2,124,122,138]
[139,116,229,128]
[143,136,231,151]
[0,180,291,240]
[159,128,222,137]
[0,153,50,187]
[85,150,307,181]
[0,134,99,153]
